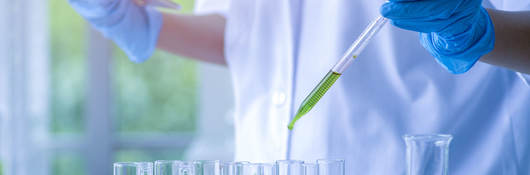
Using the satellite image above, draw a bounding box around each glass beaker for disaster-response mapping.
[316,159,344,175]
[276,160,304,175]
[302,163,317,175]
[154,160,195,175]
[241,163,277,175]
[403,134,453,175]
[114,162,153,175]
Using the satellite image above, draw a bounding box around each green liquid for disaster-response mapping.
[288,70,341,130]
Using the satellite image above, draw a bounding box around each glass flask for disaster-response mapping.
[302,163,317,175]
[241,163,277,175]
[403,134,453,175]
[154,160,195,175]
[114,162,153,175]
[276,160,304,175]
[316,159,344,175]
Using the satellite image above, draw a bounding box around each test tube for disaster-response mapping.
[241,163,277,175]
[207,161,235,175]
[316,159,344,175]
[301,163,317,175]
[193,160,212,175]
[114,162,153,175]
[276,160,304,175]
[154,160,195,175]
[403,134,453,175]
[234,161,250,175]
[194,160,234,175]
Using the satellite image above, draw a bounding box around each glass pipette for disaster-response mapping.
[287,16,388,130]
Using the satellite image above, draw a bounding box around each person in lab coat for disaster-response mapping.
[69,0,530,174]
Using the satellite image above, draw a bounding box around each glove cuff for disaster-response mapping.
[126,7,163,63]
[70,0,163,63]
[420,7,495,74]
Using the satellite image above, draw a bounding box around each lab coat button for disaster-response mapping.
[272,92,287,106]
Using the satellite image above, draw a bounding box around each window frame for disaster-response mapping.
[0,1,195,174]
[1,0,235,174]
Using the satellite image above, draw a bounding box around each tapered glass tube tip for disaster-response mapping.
[288,71,341,130]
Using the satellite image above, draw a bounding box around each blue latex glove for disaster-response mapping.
[69,0,162,63]
[380,0,495,74]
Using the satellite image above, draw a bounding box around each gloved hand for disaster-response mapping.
[380,0,495,73]
[69,0,162,63]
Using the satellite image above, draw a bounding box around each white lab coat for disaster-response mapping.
[195,0,530,174]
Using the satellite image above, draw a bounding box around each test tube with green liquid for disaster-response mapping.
[288,16,388,130]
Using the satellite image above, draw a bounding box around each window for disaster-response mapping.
[1,0,235,174]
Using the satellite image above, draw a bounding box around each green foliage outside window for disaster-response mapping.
[49,0,87,134]
[115,149,186,162]
[113,50,198,133]
[49,0,197,174]
[53,152,86,175]
[110,0,198,133]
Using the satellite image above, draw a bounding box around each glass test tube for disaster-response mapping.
[404,134,453,175]
[276,160,304,175]
[154,160,195,175]
[235,161,251,175]
[114,162,153,175]
[302,163,318,175]
[194,160,235,175]
[317,159,345,175]
[241,163,277,175]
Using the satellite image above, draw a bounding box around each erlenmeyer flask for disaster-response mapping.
[403,134,453,175]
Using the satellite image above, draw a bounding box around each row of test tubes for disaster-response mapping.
[115,134,453,175]
[114,159,345,175]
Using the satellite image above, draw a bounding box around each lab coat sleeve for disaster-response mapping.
[194,0,230,17]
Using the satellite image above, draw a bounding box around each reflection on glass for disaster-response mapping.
[200,160,234,175]
[317,159,344,175]
[235,161,250,175]
[241,163,277,175]
[155,160,180,175]
[276,160,303,175]
[154,160,195,175]
[302,163,317,175]
[404,134,452,175]
[114,162,153,175]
